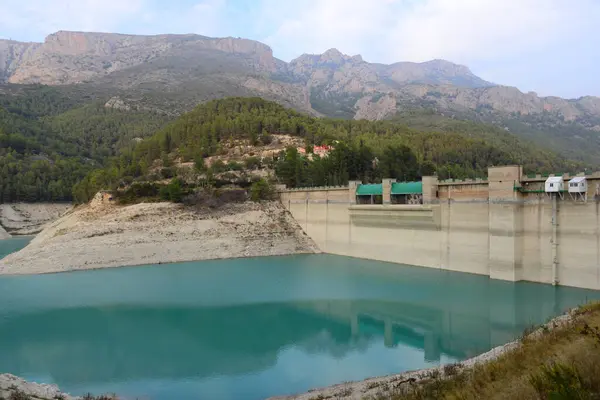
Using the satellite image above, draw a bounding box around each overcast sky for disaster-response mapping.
[1,0,599,99]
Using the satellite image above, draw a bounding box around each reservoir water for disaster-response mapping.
[1,253,600,400]
[0,236,32,259]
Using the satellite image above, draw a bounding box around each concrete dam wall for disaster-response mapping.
[279,166,600,290]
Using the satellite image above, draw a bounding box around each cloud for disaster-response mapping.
[262,0,599,63]
[259,0,600,96]
[0,0,144,41]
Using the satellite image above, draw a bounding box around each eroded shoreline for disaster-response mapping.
[268,312,575,400]
[0,200,319,275]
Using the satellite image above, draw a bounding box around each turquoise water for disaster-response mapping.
[0,236,32,259]
[1,254,600,400]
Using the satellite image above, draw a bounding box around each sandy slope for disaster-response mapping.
[0,200,319,275]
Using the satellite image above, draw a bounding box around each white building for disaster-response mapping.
[568,177,587,193]
[545,176,564,193]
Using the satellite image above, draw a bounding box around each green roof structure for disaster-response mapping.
[356,184,382,196]
[391,181,423,195]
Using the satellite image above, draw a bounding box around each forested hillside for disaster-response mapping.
[0,85,170,202]
[72,97,581,203]
[3,31,600,170]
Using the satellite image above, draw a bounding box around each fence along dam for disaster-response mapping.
[279,165,600,291]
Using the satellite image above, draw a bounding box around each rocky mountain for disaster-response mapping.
[0,31,314,115]
[2,31,600,164]
[1,31,276,84]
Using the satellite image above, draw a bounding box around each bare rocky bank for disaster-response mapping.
[0,203,72,237]
[0,224,9,239]
[0,374,78,400]
[0,199,319,275]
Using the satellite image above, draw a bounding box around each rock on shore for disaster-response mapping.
[0,200,319,275]
[0,374,78,400]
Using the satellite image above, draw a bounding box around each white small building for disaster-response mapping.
[568,176,587,193]
[545,176,564,193]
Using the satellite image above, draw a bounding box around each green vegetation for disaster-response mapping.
[70,97,581,203]
[391,107,600,168]
[0,89,585,204]
[250,179,275,201]
[0,85,170,203]
[368,303,600,400]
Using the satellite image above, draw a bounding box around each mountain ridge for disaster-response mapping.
[2,30,600,164]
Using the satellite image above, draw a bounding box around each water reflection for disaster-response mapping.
[0,254,598,400]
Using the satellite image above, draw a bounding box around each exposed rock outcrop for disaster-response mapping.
[1,31,276,85]
[0,374,77,400]
[0,203,72,236]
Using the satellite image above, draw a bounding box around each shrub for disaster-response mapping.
[116,182,161,204]
[244,156,261,170]
[194,157,206,172]
[259,132,273,145]
[227,161,243,171]
[160,167,174,179]
[211,160,226,173]
[250,179,275,202]
[119,176,134,187]
[530,361,590,400]
[160,178,184,203]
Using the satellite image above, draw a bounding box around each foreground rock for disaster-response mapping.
[0,203,72,236]
[0,200,319,275]
[0,374,77,400]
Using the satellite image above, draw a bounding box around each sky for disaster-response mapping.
[1,0,599,99]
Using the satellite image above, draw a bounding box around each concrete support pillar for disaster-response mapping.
[488,165,524,281]
[424,331,441,362]
[348,181,361,205]
[382,178,396,205]
[422,176,439,204]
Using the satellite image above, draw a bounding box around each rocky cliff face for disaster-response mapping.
[0,40,41,82]
[1,31,277,85]
[2,30,600,128]
[280,46,600,122]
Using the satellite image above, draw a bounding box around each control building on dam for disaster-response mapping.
[278,165,600,290]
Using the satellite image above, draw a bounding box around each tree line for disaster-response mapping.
[0,85,170,203]
[70,97,580,203]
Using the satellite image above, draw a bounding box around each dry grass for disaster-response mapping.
[370,303,600,400]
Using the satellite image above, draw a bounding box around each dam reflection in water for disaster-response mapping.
[0,254,599,400]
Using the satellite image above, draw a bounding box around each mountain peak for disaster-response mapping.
[323,48,343,56]
[321,48,348,63]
